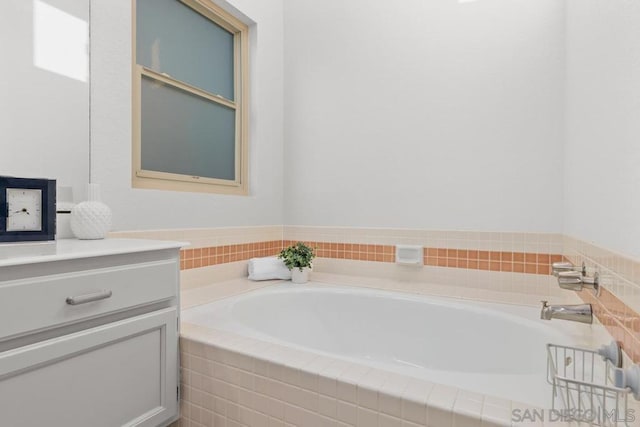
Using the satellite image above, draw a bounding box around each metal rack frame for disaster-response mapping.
[547,343,632,427]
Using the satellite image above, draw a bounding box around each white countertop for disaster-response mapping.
[0,238,186,267]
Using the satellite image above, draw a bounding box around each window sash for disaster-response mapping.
[141,66,236,110]
[135,66,241,186]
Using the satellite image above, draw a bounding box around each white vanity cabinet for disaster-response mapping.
[0,239,183,427]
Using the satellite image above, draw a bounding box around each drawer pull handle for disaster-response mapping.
[66,290,113,306]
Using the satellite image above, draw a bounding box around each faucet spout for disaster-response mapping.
[540,300,593,324]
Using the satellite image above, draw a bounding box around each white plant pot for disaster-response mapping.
[291,267,310,284]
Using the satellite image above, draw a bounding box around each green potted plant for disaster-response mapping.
[278,242,316,284]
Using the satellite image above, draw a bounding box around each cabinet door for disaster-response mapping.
[0,308,178,427]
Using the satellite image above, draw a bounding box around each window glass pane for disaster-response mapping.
[141,76,236,181]
[137,0,235,101]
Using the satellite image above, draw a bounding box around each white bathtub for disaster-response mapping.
[182,283,598,408]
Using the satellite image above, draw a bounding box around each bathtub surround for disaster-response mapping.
[281,228,566,304]
[112,227,564,269]
[565,235,640,364]
[178,286,625,427]
[177,241,563,280]
[179,324,518,427]
[179,242,282,271]
[175,263,640,427]
[284,240,564,276]
[283,227,564,254]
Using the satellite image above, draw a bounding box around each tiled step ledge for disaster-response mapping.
[179,325,515,427]
[178,317,624,427]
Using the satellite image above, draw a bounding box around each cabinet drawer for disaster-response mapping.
[0,307,178,427]
[0,259,178,340]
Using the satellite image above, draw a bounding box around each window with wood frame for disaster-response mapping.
[133,0,248,195]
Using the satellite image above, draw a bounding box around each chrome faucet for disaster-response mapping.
[540,300,593,324]
[552,261,600,296]
[557,271,600,295]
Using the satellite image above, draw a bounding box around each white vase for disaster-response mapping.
[291,267,310,284]
[70,184,112,240]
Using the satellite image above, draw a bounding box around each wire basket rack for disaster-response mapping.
[547,342,636,427]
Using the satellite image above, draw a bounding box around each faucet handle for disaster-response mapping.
[552,262,573,276]
[556,270,600,296]
[558,270,583,279]
[540,300,551,320]
[552,261,587,277]
[557,271,584,291]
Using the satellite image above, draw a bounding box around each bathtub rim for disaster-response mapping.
[182,282,590,379]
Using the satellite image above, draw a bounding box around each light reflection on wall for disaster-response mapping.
[33,0,88,82]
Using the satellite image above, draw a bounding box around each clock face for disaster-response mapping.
[6,188,43,232]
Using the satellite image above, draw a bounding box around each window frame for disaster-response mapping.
[131,0,249,195]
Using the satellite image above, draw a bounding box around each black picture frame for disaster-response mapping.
[0,176,56,243]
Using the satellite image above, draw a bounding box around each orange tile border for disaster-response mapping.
[181,240,562,277]
[421,247,561,276]
[180,240,283,270]
[578,288,640,364]
[282,240,397,264]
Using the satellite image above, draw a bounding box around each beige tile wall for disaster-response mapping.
[110,226,565,297]
[282,228,564,300]
[283,226,563,253]
[283,240,564,275]
[110,226,283,289]
[177,330,514,427]
[564,235,640,363]
[309,263,569,305]
[110,226,283,249]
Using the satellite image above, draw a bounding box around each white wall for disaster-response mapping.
[564,0,640,258]
[0,0,89,199]
[91,0,284,231]
[13,0,638,256]
[283,0,566,232]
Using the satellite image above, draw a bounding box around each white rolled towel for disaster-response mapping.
[247,256,292,281]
